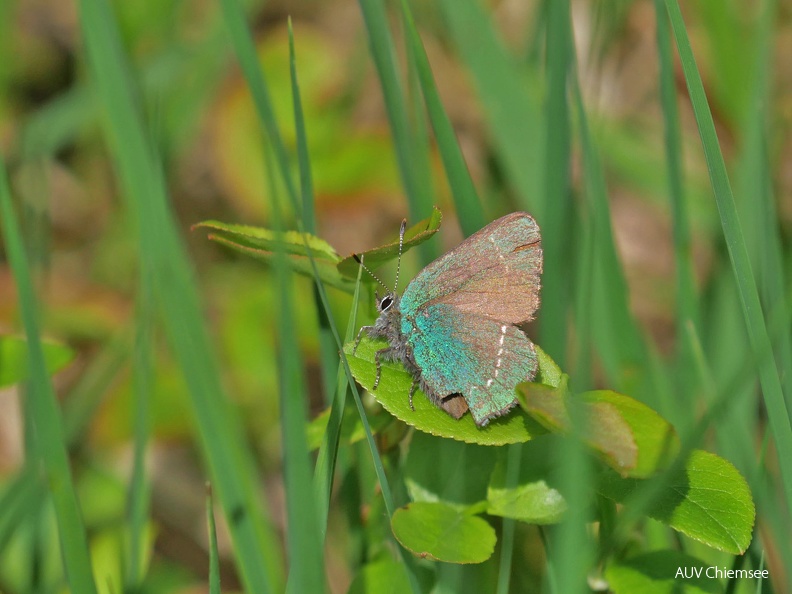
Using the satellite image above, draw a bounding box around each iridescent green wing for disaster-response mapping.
[402,303,537,426]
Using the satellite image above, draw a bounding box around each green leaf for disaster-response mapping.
[518,384,679,478]
[581,391,678,477]
[606,550,724,594]
[598,450,755,554]
[196,220,355,291]
[404,431,497,506]
[305,405,394,451]
[336,207,442,278]
[391,501,496,564]
[208,234,355,292]
[347,560,414,594]
[344,337,550,445]
[194,221,340,261]
[515,379,570,430]
[0,336,75,388]
[486,439,567,524]
[533,345,564,388]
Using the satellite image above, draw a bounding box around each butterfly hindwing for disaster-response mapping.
[403,303,537,426]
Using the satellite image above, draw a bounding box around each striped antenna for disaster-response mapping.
[393,219,407,292]
[352,253,389,291]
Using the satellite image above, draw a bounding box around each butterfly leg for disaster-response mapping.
[373,347,396,389]
[353,325,375,354]
[409,379,419,411]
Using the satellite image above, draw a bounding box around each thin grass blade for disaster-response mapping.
[570,73,649,398]
[438,0,543,218]
[0,160,98,594]
[218,0,299,212]
[653,0,700,414]
[313,264,364,536]
[664,0,792,510]
[206,484,221,594]
[125,274,154,591]
[288,19,339,405]
[78,0,284,590]
[357,0,434,242]
[539,0,573,366]
[275,33,325,592]
[399,0,485,235]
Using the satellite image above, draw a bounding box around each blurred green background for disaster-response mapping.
[0,0,790,592]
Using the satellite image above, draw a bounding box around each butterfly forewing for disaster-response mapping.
[401,213,541,325]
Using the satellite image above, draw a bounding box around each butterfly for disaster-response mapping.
[353,212,542,427]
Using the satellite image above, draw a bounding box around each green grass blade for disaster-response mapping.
[439,0,543,217]
[286,22,353,539]
[313,265,364,536]
[572,208,595,392]
[289,19,316,235]
[0,467,43,555]
[220,7,342,427]
[285,15,355,537]
[284,19,419,592]
[277,29,325,593]
[206,485,221,594]
[539,0,573,365]
[403,27,436,237]
[338,316,424,592]
[62,331,129,446]
[288,19,338,405]
[357,0,433,235]
[495,444,521,594]
[0,332,128,561]
[399,0,485,235]
[78,1,284,591]
[730,0,792,571]
[653,0,699,384]
[664,0,792,509]
[284,21,421,591]
[570,74,649,398]
[732,0,791,411]
[339,343,424,593]
[0,161,98,594]
[549,412,593,594]
[125,276,154,591]
[217,0,299,212]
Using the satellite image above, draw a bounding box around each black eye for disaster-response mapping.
[380,296,393,311]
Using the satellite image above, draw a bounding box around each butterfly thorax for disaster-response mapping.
[364,292,422,377]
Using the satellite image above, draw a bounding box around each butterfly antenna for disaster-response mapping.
[394,219,407,292]
[352,254,389,292]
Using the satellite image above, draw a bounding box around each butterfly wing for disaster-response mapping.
[402,212,541,324]
[404,303,537,425]
[399,213,542,426]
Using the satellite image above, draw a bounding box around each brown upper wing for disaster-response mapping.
[401,212,542,324]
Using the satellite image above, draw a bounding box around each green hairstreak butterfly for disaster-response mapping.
[354,212,542,427]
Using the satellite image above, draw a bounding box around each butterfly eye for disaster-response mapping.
[380,295,394,311]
